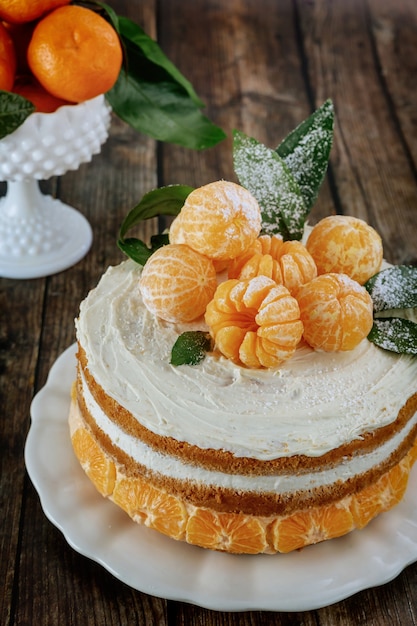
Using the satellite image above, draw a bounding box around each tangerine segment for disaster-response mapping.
[0,0,70,24]
[27,5,123,103]
[205,276,303,368]
[296,273,373,351]
[139,244,217,323]
[0,21,16,91]
[177,181,262,261]
[351,456,411,530]
[229,235,317,294]
[306,215,383,285]
[271,502,354,554]
[186,508,267,554]
[112,476,187,540]
[71,427,116,497]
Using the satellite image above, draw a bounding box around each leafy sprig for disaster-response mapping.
[170,331,213,366]
[233,99,334,240]
[117,185,193,265]
[365,266,417,355]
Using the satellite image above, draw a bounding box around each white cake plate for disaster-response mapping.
[0,95,111,279]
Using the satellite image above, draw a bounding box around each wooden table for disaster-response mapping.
[2,0,417,623]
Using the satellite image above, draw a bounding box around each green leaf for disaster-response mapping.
[117,237,154,265]
[233,129,307,240]
[171,331,213,366]
[365,266,417,312]
[117,184,194,264]
[368,318,417,355]
[103,14,226,149]
[276,99,334,210]
[102,9,203,106]
[0,91,35,139]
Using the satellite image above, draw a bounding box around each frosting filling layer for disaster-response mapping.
[78,369,417,498]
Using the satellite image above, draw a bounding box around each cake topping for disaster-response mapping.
[365,265,417,312]
[170,331,213,366]
[138,243,217,323]
[365,266,417,354]
[117,99,417,361]
[306,215,383,285]
[234,99,334,240]
[205,276,303,367]
[228,235,317,295]
[296,273,374,351]
[169,180,262,261]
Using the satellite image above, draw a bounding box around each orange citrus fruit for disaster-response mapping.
[306,215,383,285]
[13,75,70,112]
[350,457,410,529]
[271,502,354,553]
[175,180,262,261]
[296,273,373,351]
[229,234,317,294]
[0,21,16,90]
[2,20,34,73]
[112,476,187,540]
[139,243,217,323]
[205,276,304,368]
[170,215,229,273]
[71,427,116,497]
[186,508,267,554]
[0,0,70,24]
[169,214,186,245]
[27,5,123,103]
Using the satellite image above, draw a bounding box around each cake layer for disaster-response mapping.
[75,364,417,516]
[69,396,417,554]
[75,260,417,462]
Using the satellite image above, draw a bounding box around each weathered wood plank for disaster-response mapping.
[0,278,45,626]
[369,0,417,172]
[298,0,417,264]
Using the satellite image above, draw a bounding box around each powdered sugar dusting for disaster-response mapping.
[366,266,417,312]
[234,132,306,240]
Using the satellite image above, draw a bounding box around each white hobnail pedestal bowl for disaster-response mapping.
[0,94,111,279]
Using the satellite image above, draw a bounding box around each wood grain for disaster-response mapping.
[2,0,417,624]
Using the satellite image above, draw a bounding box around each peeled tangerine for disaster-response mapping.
[296,273,374,352]
[139,244,217,323]
[306,215,383,285]
[172,181,262,262]
[205,276,304,368]
[228,234,317,294]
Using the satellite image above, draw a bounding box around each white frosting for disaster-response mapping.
[76,260,417,461]
[80,370,417,493]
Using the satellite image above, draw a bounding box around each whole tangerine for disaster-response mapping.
[27,5,123,103]
[2,20,34,74]
[0,0,71,24]
[296,273,374,352]
[177,181,262,262]
[139,244,217,323]
[306,215,383,285]
[13,75,70,112]
[0,21,16,91]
